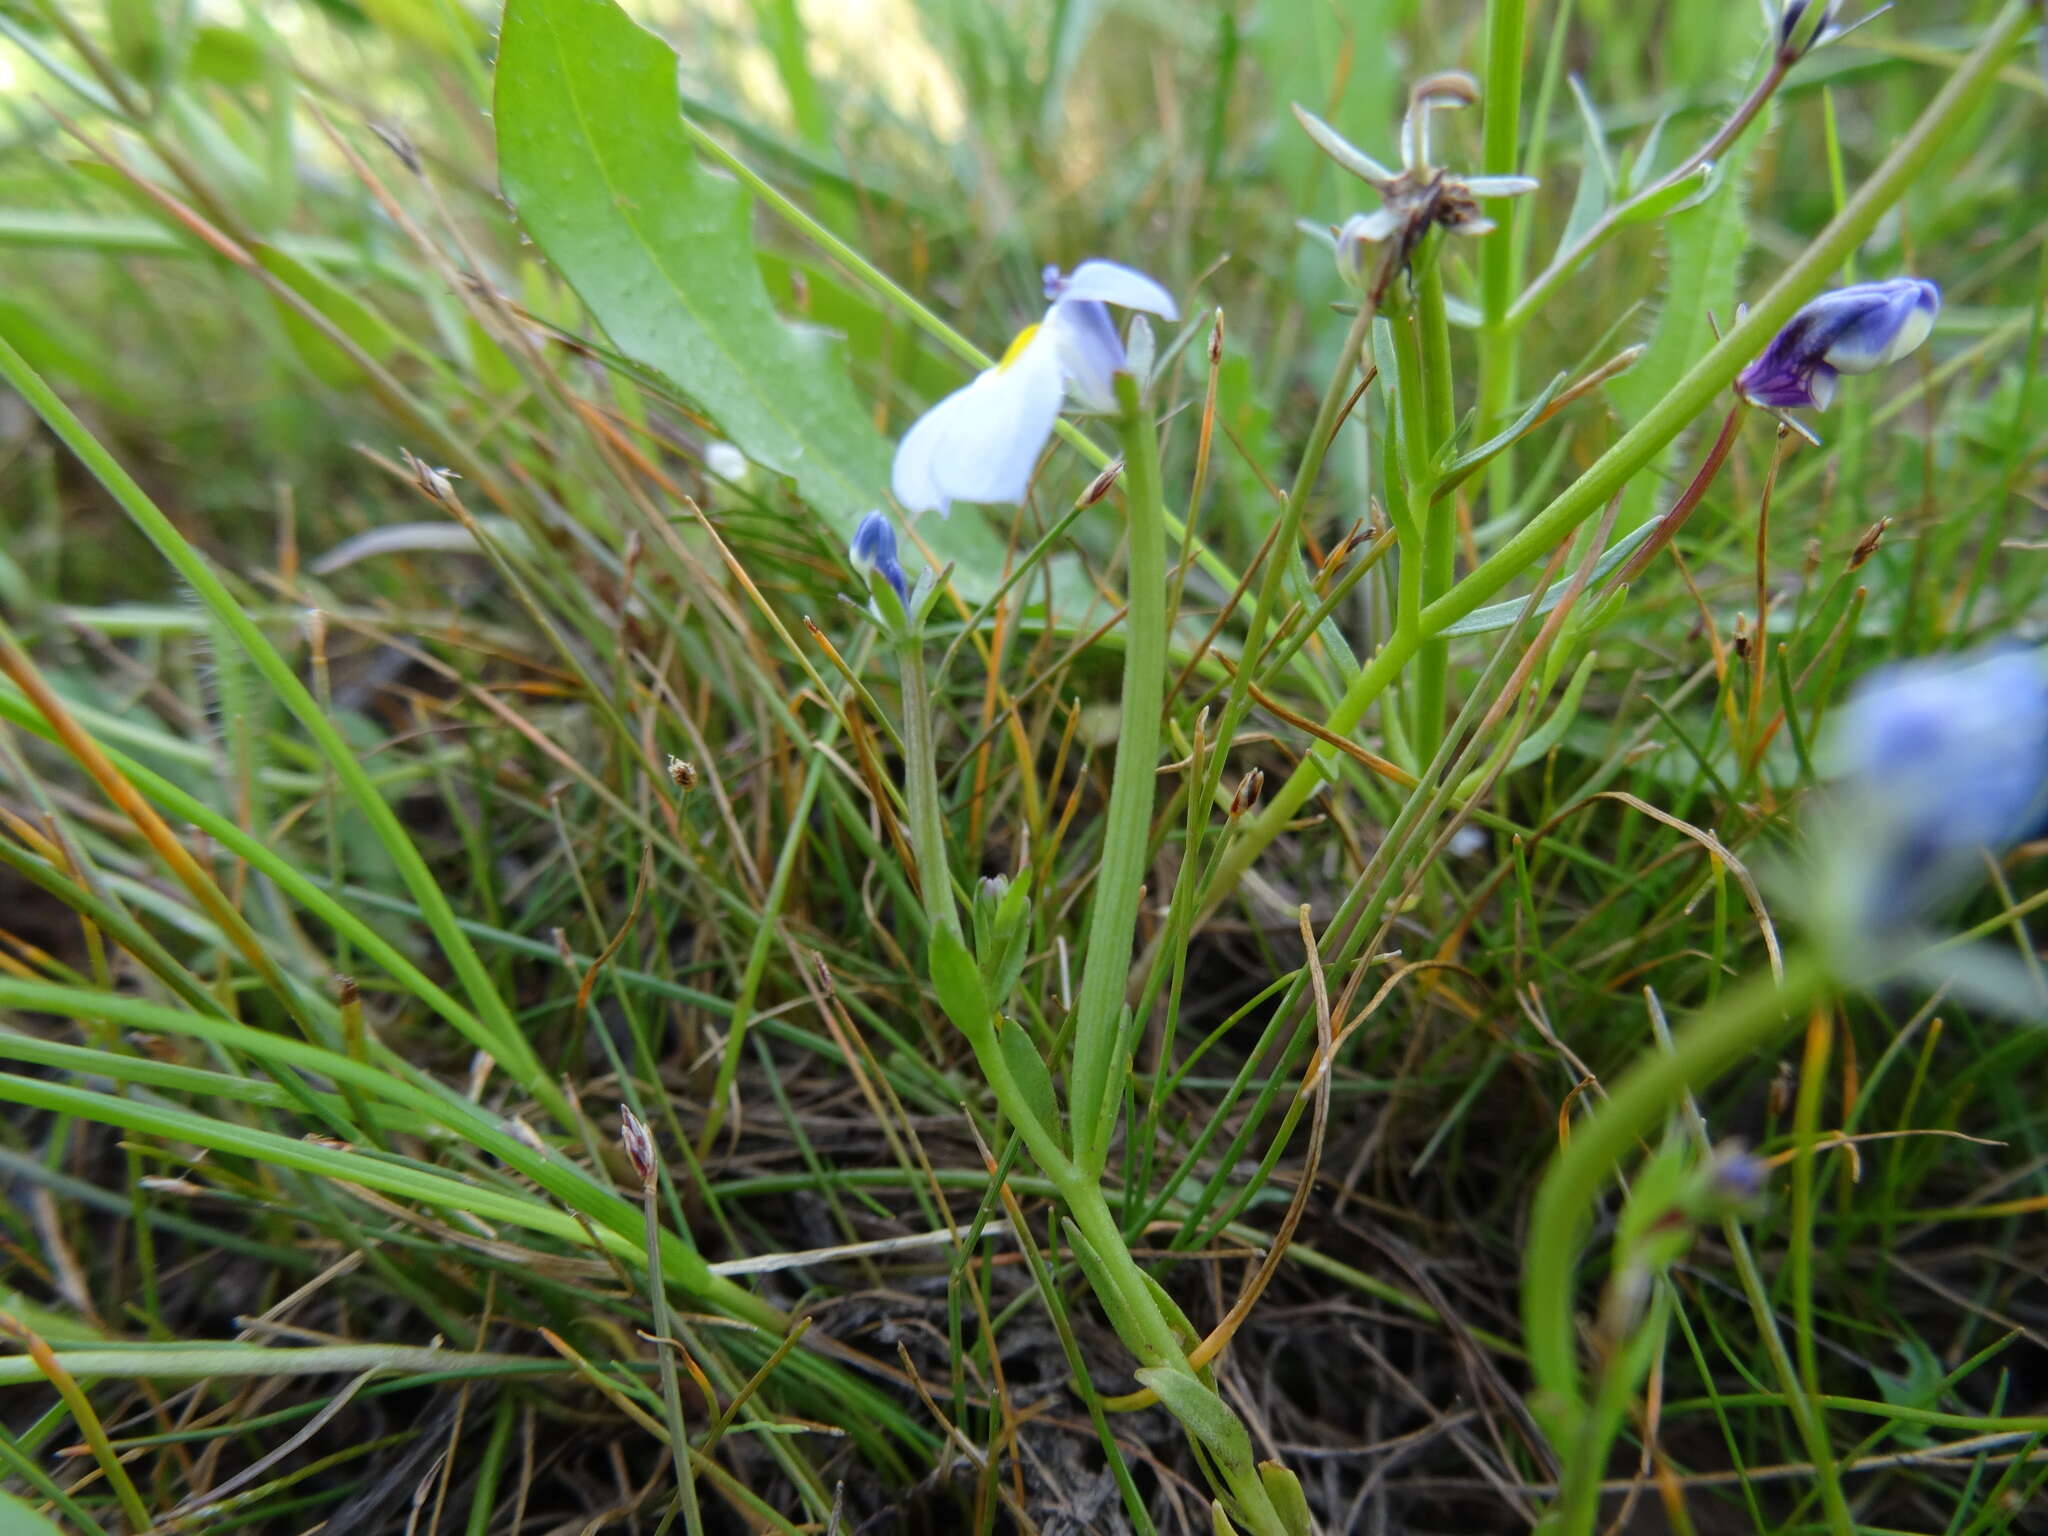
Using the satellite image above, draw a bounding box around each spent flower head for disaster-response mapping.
[891,260,1178,515]
[1736,278,1938,416]
[1297,72,1537,288]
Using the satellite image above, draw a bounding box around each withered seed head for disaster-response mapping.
[399,447,462,503]
[368,121,422,175]
[1849,517,1891,571]
[667,756,699,790]
[1079,460,1124,508]
[1768,1061,1795,1120]
[619,1105,658,1189]
[1229,767,1266,818]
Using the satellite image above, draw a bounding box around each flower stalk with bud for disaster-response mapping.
[874,269,1306,1535]
[1525,645,2048,1536]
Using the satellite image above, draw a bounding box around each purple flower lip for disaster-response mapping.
[1735,278,1939,412]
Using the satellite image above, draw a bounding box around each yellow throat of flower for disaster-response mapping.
[996,323,1041,371]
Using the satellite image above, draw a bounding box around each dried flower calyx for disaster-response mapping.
[1296,72,1537,289]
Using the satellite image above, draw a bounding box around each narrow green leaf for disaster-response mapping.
[1614,162,1714,227]
[1437,521,1653,636]
[997,1018,1062,1147]
[1139,1271,1200,1352]
[0,1344,558,1389]
[1058,1217,1157,1362]
[108,0,169,84]
[1436,371,1567,484]
[1559,78,1612,251]
[928,928,992,1037]
[1605,128,1758,531]
[1514,649,1598,768]
[1258,1462,1315,1536]
[0,1489,64,1535]
[251,243,409,386]
[188,23,266,87]
[1134,1366,1255,1476]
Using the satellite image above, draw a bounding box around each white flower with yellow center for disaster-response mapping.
[891,260,1179,515]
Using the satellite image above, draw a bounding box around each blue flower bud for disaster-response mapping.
[1736,279,1939,412]
[849,510,910,607]
[1823,648,2048,931]
[1701,1143,1769,1212]
[1778,0,1840,55]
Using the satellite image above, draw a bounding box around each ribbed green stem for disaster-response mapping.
[1069,374,1170,1176]
[1476,0,1529,519]
[897,637,962,942]
[888,572,1287,1535]
[1409,254,1458,758]
[1064,1182,1187,1368]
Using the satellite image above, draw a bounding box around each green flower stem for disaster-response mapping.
[1526,952,1831,1536]
[896,634,963,943]
[889,589,1287,1536]
[1649,1001,1853,1536]
[1069,374,1171,1177]
[1403,256,1458,757]
[1503,55,1789,336]
[1197,1,2029,911]
[894,635,1073,1203]
[1476,0,1529,517]
[642,1174,706,1536]
[1416,246,1459,445]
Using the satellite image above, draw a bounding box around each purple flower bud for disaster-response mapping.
[1736,279,1940,412]
[1778,0,1841,56]
[1826,648,2048,929]
[1704,1144,1769,1209]
[850,510,910,607]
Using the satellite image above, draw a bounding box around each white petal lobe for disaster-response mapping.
[1879,301,1935,367]
[1048,299,1125,412]
[891,388,959,514]
[1058,260,1180,322]
[1462,174,1540,198]
[896,330,1065,510]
